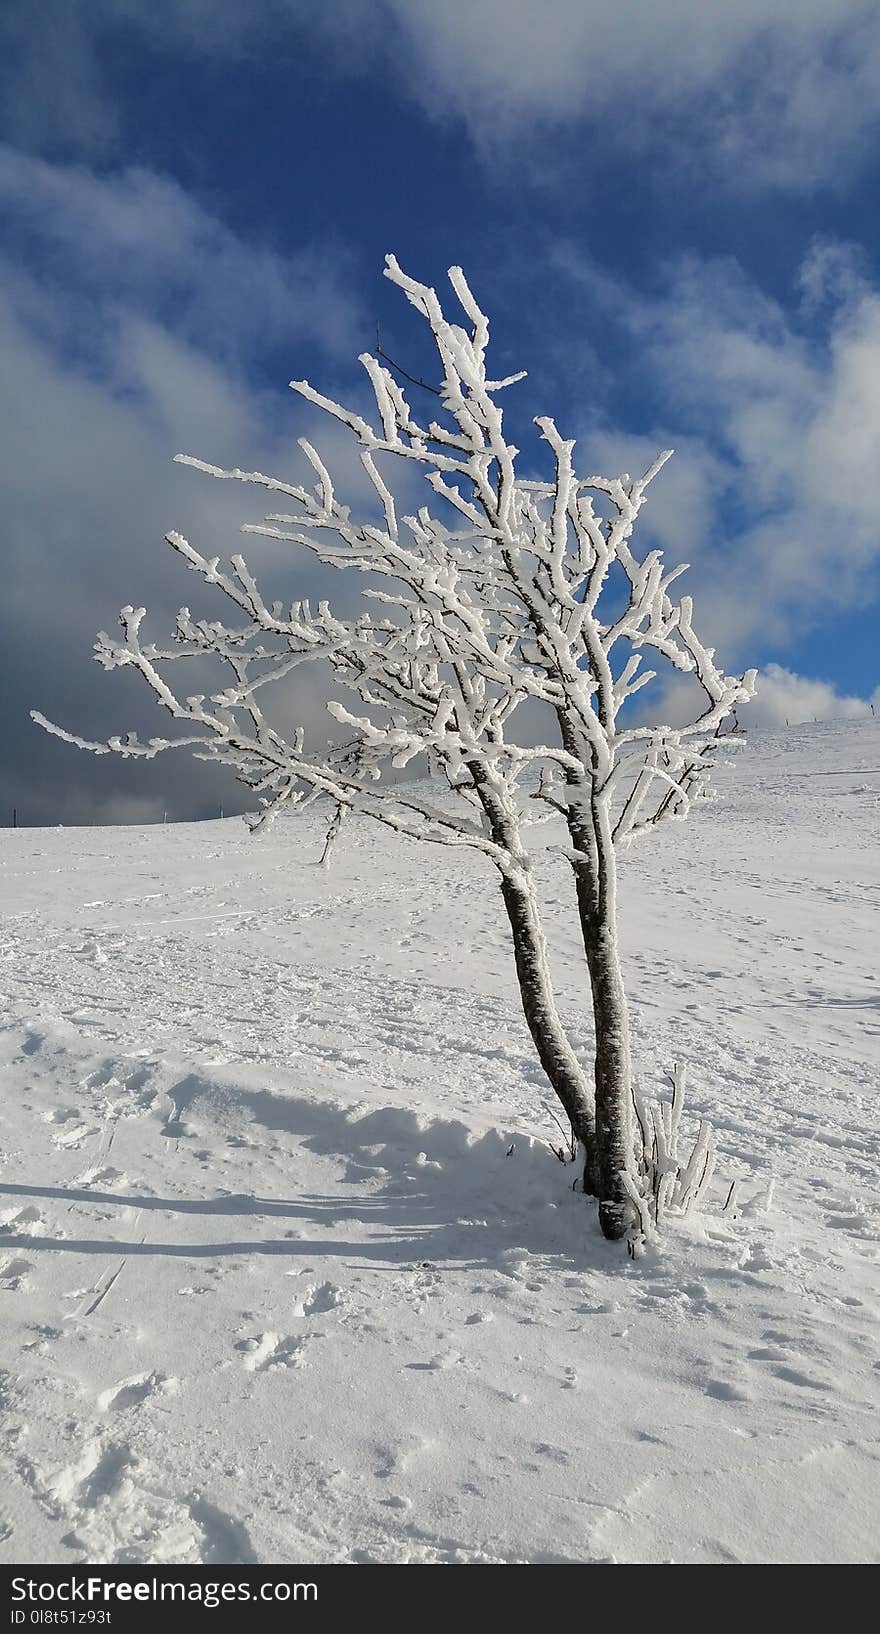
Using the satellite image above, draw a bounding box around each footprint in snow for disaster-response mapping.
[296,1281,346,1318]
[406,1350,464,1372]
[97,1372,179,1412]
[236,1332,312,1372]
[533,1442,570,1464]
[48,1438,132,1510]
[0,1204,50,1237]
[0,1256,33,1290]
[53,1123,101,1150]
[772,1364,832,1391]
[21,1324,62,1355]
[372,1436,427,1479]
[42,1440,244,1566]
[704,1377,752,1403]
[75,1165,128,1189]
[83,1063,123,1091]
[825,1209,880,1240]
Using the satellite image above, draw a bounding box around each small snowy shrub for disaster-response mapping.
[623,1065,719,1246]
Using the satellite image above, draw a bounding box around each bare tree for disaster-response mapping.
[33,256,756,1240]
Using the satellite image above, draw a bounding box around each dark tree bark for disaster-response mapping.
[472,764,597,1176]
[497,869,596,1160]
[567,800,634,1240]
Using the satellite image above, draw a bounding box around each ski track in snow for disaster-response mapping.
[0,720,877,1564]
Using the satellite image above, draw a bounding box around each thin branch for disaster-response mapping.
[375,324,442,397]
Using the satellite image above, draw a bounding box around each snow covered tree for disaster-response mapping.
[33,256,756,1241]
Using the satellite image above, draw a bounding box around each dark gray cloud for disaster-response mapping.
[0,150,381,827]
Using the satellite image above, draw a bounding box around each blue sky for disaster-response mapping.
[3,1,880,823]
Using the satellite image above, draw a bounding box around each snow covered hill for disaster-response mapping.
[1,718,878,1564]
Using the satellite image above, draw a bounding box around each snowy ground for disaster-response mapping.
[1,718,878,1565]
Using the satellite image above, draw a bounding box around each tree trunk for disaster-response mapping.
[568,800,634,1240]
[469,765,597,1191]
[582,923,632,1239]
[497,869,596,1159]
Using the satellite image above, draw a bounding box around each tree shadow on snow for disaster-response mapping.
[0,1074,605,1271]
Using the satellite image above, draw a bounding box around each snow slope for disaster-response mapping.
[0,719,878,1565]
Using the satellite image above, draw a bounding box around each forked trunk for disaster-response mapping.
[471,766,597,1167]
[498,869,596,1159]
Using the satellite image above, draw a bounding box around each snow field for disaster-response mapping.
[0,720,878,1563]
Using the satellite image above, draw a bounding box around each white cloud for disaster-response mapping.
[646,664,876,732]
[798,239,871,315]
[747,664,877,727]
[548,241,880,663]
[569,426,728,563]
[385,0,880,189]
[0,148,361,365]
[4,3,880,191]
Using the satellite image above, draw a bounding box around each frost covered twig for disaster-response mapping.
[627,1064,719,1244]
[543,1104,578,1164]
[319,802,346,869]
